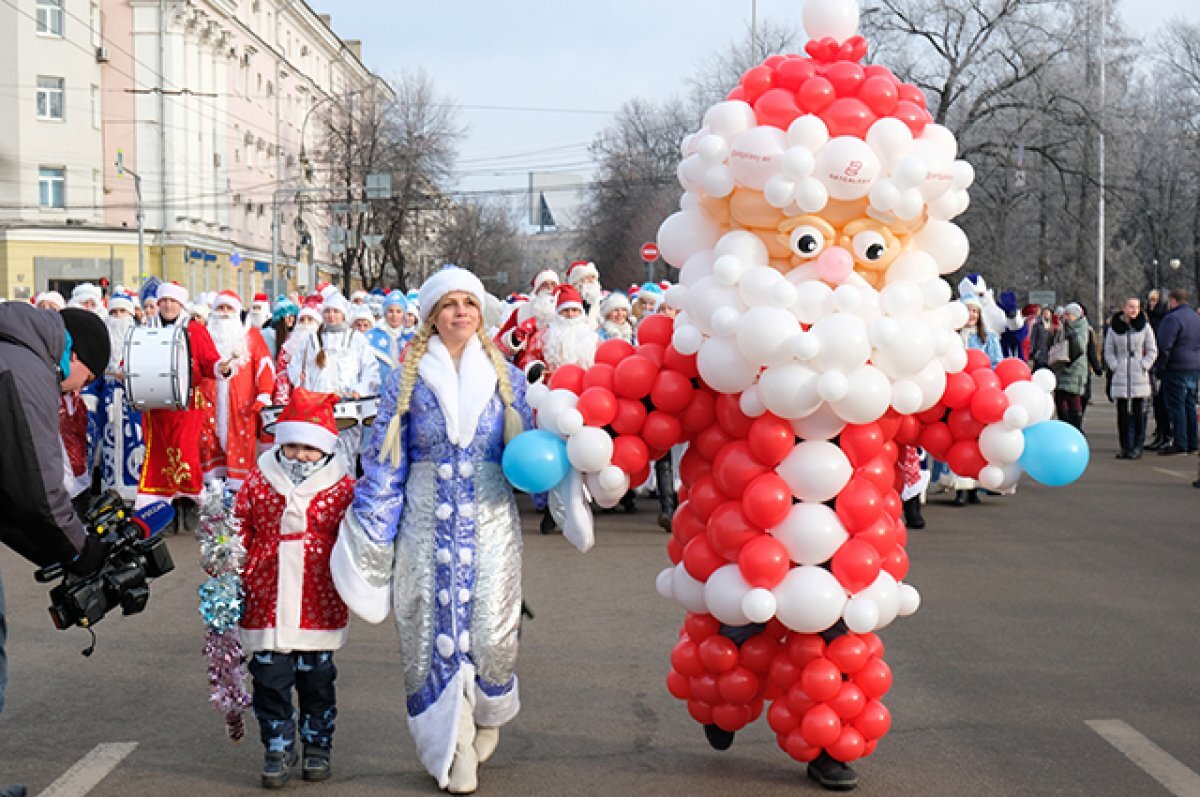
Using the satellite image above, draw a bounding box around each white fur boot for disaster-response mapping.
[446,698,478,794]
[474,726,500,764]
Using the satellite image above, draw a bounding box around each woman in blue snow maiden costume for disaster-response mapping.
[331,265,533,794]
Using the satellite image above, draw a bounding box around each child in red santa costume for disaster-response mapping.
[233,387,356,788]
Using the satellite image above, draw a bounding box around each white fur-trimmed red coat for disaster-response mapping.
[234,449,356,653]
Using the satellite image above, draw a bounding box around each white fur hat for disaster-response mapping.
[157,283,189,305]
[70,283,103,305]
[108,294,135,313]
[418,266,488,324]
[213,289,243,313]
[530,269,560,293]
[35,291,66,310]
[349,304,375,325]
[567,260,599,286]
[599,291,631,317]
[298,306,321,324]
[322,292,350,317]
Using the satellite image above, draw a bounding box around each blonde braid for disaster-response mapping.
[315,325,327,370]
[478,328,524,444]
[378,322,435,466]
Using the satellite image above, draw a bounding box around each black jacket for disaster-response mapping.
[0,302,88,566]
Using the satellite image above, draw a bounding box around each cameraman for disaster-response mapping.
[0,301,109,795]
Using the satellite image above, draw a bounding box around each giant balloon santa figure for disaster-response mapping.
[503,0,1090,791]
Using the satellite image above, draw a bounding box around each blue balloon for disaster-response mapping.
[1018,420,1089,486]
[502,430,571,494]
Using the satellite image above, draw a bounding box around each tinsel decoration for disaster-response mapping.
[197,480,252,741]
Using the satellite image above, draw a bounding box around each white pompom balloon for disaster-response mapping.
[897,583,922,617]
[526,381,549,409]
[1031,368,1057,392]
[843,596,880,634]
[770,501,848,565]
[773,565,847,633]
[704,564,752,625]
[656,567,676,600]
[739,384,768,418]
[557,408,584,437]
[671,565,709,614]
[776,440,852,502]
[790,403,846,440]
[758,363,822,420]
[802,0,860,43]
[567,426,615,473]
[742,588,778,623]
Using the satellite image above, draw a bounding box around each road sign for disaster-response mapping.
[366,173,392,200]
[1028,290,1056,307]
[229,252,243,268]
[640,242,659,262]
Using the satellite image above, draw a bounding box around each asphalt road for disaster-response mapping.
[2,400,1198,796]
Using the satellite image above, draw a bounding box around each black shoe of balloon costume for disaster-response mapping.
[703,724,735,751]
[952,490,968,507]
[539,510,559,535]
[902,497,925,529]
[966,489,981,504]
[807,753,858,791]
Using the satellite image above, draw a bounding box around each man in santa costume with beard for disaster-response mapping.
[247,292,272,330]
[566,260,602,328]
[96,292,144,500]
[542,284,598,373]
[207,290,276,489]
[136,282,223,532]
[495,269,559,377]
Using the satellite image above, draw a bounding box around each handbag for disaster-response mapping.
[1048,337,1071,365]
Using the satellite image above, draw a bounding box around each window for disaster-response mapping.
[36,0,63,36]
[39,167,65,208]
[36,77,65,120]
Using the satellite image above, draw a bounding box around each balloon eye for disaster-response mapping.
[853,231,888,262]
[789,226,826,259]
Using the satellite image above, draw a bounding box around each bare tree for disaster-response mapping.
[441,198,526,294]
[687,19,802,115]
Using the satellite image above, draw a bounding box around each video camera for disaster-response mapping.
[34,491,175,632]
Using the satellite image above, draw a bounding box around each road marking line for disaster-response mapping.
[38,742,137,797]
[1152,468,1189,478]
[1087,719,1200,796]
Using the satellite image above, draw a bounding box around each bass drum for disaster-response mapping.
[123,324,192,411]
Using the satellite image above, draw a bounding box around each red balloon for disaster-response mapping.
[853,658,893,699]
[643,410,684,451]
[826,726,867,763]
[630,463,651,489]
[994,357,1032,388]
[970,387,1009,425]
[896,82,926,108]
[864,64,897,81]
[666,668,692,700]
[861,632,885,660]
[854,513,899,558]
[738,533,791,589]
[681,389,717,433]
[946,439,986,479]
[715,392,754,439]
[678,446,710,486]
[881,543,910,581]
[683,535,725,582]
[768,700,802,735]
[783,728,822,762]
[964,348,991,373]
[835,477,884,534]
[548,364,585,394]
[970,368,1001,392]
[740,65,775,104]
[684,612,721,641]
[663,344,699,378]
[800,657,843,702]
[947,407,984,441]
[747,413,795,467]
[689,673,722,705]
[916,401,947,425]
[637,314,674,347]
[582,362,615,392]
[611,398,648,436]
[575,387,618,427]
[827,681,866,721]
[713,441,768,497]
[670,639,705,677]
[718,666,761,704]
[699,635,740,674]
[786,681,818,717]
[824,62,866,96]
[839,423,885,467]
[712,702,753,732]
[638,343,665,367]
[855,454,893,495]
[650,369,694,415]
[858,75,899,115]
[831,538,882,594]
[775,57,817,91]
[820,97,876,138]
[687,699,714,725]
[853,699,891,741]
[707,502,763,561]
[770,654,802,689]
[797,75,836,113]
[611,435,649,475]
[741,472,793,530]
[693,422,734,462]
[877,410,901,441]
[739,634,782,674]
[755,87,802,129]
[666,536,683,565]
[688,473,725,521]
[613,355,657,400]
[787,634,827,667]
[893,99,929,135]
[800,703,843,748]
[826,635,871,675]
[595,338,635,367]
[671,501,707,547]
[918,421,953,460]
[894,415,921,446]
[941,370,976,409]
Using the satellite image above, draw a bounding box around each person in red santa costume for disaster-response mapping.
[565,260,602,328]
[207,290,276,489]
[541,284,599,373]
[233,387,356,787]
[247,292,273,330]
[494,270,558,378]
[136,282,223,532]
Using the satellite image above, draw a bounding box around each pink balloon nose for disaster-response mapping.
[816,247,854,284]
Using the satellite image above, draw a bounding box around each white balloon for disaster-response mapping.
[526,381,549,409]
[656,567,675,600]
[665,285,688,309]
[885,251,939,285]
[728,126,788,191]
[773,565,848,633]
[758,363,822,419]
[912,138,954,200]
[1003,404,1030,430]
[890,379,924,414]
[1006,381,1050,421]
[688,276,745,335]
[779,146,816,177]
[921,277,953,308]
[913,219,970,274]
[814,137,882,200]
[713,254,747,286]
[738,265,786,307]
[770,501,848,565]
[831,365,892,424]
[1031,367,1057,392]
[865,117,914,167]
[979,424,1025,465]
[777,440,852,502]
[678,154,707,190]
[818,370,851,402]
[739,384,768,418]
[940,344,968,374]
[887,317,936,375]
[672,323,704,356]
[679,250,715,287]
[771,280,798,308]
[794,179,830,213]
[567,426,615,473]
[703,167,736,198]
[790,330,821,361]
[978,464,1005,491]
[713,229,770,266]
[869,179,902,213]
[910,359,948,412]
[791,402,846,440]
[697,134,730,164]
[858,572,900,630]
[897,583,921,617]
[705,564,751,625]
[843,597,880,633]
[879,281,924,318]
[891,154,928,189]
[536,389,579,435]
[742,588,778,623]
[944,301,970,330]
[764,175,797,209]
[557,408,584,437]
[787,114,830,151]
[711,306,741,337]
[792,280,835,323]
[703,101,758,140]
[919,123,958,160]
[697,336,760,394]
[812,313,871,372]
[658,210,720,268]
[832,284,862,312]
[597,465,627,492]
[870,317,901,349]
[671,565,709,614]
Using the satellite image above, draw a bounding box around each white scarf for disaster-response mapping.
[418,335,497,448]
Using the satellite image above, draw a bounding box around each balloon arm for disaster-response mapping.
[549,469,594,553]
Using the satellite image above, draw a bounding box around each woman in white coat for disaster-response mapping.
[1104,296,1157,459]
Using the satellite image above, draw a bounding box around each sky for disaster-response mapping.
[307,0,1197,207]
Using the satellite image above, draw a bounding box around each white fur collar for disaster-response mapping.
[258,449,347,498]
[419,335,496,448]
